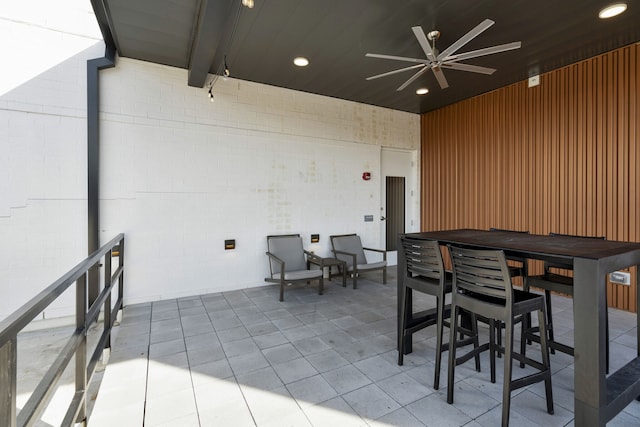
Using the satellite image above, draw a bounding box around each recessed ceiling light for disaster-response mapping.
[416,88,429,95]
[293,57,309,67]
[598,3,627,18]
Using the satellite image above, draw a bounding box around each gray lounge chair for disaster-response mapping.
[330,233,387,289]
[265,234,324,301]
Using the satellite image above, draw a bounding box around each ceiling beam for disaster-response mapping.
[188,0,235,87]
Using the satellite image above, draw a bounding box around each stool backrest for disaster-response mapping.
[401,237,444,281]
[448,244,512,303]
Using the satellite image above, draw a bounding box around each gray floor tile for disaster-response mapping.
[236,365,284,391]
[305,348,351,373]
[342,383,401,420]
[322,364,372,394]
[149,338,186,359]
[354,354,404,382]
[262,342,303,364]
[292,336,331,356]
[286,374,338,407]
[273,357,319,384]
[253,330,289,350]
[302,396,366,427]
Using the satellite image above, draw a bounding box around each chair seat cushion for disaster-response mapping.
[350,260,387,272]
[275,269,322,281]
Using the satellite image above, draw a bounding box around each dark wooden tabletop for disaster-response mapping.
[404,229,640,260]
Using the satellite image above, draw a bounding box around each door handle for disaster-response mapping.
[381,216,386,221]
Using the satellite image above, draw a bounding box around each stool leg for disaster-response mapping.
[538,308,554,415]
[501,320,514,427]
[471,313,481,372]
[447,305,460,404]
[434,295,445,390]
[489,319,496,383]
[398,287,410,366]
[519,313,527,369]
[545,289,555,354]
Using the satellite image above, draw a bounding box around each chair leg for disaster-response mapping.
[489,319,496,384]
[501,320,515,427]
[398,287,410,366]
[537,308,554,415]
[447,305,460,404]
[434,295,445,390]
[279,281,284,302]
[496,321,503,359]
[471,313,481,372]
[519,313,527,369]
[545,289,555,354]
[352,270,358,289]
[318,276,324,295]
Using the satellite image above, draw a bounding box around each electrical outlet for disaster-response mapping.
[528,75,540,87]
[609,271,631,285]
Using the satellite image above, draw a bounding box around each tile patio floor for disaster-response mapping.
[86,268,640,426]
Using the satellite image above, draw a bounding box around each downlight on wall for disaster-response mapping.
[598,3,627,18]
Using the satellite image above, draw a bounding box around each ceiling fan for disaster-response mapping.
[365,19,521,90]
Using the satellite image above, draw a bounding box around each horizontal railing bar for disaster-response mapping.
[17,330,84,427]
[0,233,124,348]
[86,283,116,328]
[61,391,85,427]
[111,265,124,286]
[87,297,122,381]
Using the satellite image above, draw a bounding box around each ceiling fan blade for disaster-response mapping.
[396,66,431,91]
[411,26,436,61]
[366,64,425,81]
[445,42,521,62]
[437,19,494,60]
[365,53,429,64]
[441,62,496,75]
[432,66,449,89]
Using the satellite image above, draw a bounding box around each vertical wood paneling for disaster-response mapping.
[421,43,640,312]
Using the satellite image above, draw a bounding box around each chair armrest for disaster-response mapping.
[266,251,285,265]
[332,249,358,268]
[363,247,387,261]
[266,251,286,278]
[304,250,324,268]
[304,249,320,260]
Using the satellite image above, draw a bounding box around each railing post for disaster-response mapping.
[119,236,125,306]
[104,249,112,351]
[0,337,17,427]
[75,273,87,426]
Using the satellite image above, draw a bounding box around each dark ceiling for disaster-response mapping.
[92,0,640,114]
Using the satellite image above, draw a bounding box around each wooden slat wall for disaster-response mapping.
[421,43,640,312]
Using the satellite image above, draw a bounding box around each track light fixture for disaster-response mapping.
[242,0,254,8]
[223,55,230,80]
[207,80,214,102]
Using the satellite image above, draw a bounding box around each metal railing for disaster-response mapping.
[0,233,125,427]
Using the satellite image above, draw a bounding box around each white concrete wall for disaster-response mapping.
[0,1,104,320]
[99,59,420,305]
[0,2,420,320]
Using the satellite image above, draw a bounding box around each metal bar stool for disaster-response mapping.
[397,237,480,389]
[446,244,554,427]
